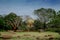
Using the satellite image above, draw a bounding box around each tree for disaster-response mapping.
[34,19,43,31]
[48,10,60,27]
[47,15,60,32]
[4,12,22,31]
[0,15,5,30]
[34,8,56,30]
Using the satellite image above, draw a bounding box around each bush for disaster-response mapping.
[18,26,27,31]
[46,28,60,33]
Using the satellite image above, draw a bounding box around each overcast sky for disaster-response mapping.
[0,0,60,19]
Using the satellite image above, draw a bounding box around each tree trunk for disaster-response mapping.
[13,27,17,32]
[43,22,46,31]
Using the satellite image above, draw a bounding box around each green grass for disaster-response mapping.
[0,32,60,40]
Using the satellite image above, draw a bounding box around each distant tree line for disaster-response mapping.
[0,8,60,33]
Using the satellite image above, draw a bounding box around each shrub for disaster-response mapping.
[46,28,60,33]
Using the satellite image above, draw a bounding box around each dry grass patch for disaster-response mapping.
[0,32,60,40]
[2,34,12,39]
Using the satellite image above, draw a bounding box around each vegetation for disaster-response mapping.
[0,8,60,40]
[4,12,22,31]
[0,32,60,40]
[0,8,60,33]
[34,8,56,30]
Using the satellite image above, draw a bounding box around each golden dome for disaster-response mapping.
[26,19,34,24]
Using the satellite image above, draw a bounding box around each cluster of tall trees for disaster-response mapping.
[0,12,22,31]
[0,8,60,32]
[34,8,60,32]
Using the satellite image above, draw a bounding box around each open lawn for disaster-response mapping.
[0,32,60,40]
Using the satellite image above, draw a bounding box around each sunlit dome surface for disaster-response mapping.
[26,19,34,24]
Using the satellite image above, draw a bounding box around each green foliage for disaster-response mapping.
[47,12,60,33]
[46,28,60,33]
[34,8,56,22]
[18,25,27,31]
[34,20,43,31]
[0,12,22,31]
[0,8,60,32]
[4,12,22,31]
[4,12,17,20]
[34,8,56,30]
[0,15,5,31]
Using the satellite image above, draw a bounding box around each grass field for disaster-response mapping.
[0,32,60,40]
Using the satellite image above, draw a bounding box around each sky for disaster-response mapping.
[0,0,60,19]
